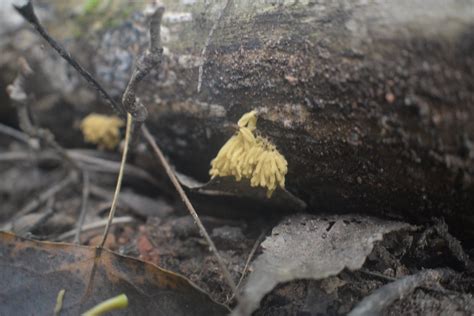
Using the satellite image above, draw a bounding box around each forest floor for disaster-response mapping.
[0,127,473,315]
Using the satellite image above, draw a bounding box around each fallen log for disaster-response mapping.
[1,0,473,238]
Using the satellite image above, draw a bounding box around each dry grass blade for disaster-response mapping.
[74,171,90,244]
[99,113,132,248]
[57,216,134,242]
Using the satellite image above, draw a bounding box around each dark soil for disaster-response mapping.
[1,135,472,314]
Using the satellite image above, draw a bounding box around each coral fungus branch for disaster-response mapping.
[210,111,288,197]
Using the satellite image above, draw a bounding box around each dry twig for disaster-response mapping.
[74,171,91,244]
[13,1,125,116]
[6,57,79,170]
[16,196,56,236]
[121,7,164,123]
[2,172,76,231]
[0,149,159,186]
[0,122,33,145]
[348,269,453,316]
[57,216,134,242]
[142,125,238,296]
[98,114,132,248]
[227,230,266,303]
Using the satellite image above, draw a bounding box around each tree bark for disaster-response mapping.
[1,0,473,237]
[144,0,474,229]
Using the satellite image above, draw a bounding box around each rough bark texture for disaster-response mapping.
[1,1,473,237]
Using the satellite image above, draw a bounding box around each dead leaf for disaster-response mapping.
[0,232,228,315]
[176,173,306,216]
[232,214,413,315]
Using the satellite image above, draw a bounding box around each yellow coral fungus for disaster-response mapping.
[210,110,288,198]
[80,113,124,150]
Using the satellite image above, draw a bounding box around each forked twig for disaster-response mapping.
[121,6,164,122]
[13,1,125,117]
[15,0,239,298]
[7,57,79,170]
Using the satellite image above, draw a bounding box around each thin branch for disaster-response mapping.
[6,57,80,170]
[142,125,239,297]
[68,150,160,187]
[99,114,133,248]
[121,6,164,123]
[57,216,134,242]
[348,269,453,316]
[237,231,265,288]
[227,230,266,303]
[13,1,125,117]
[74,171,91,244]
[1,172,76,231]
[0,149,160,187]
[16,196,55,236]
[359,269,396,282]
[0,122,32,145]
[97,5,163,246]
[0,151,35,162]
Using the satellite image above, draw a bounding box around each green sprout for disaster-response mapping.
[82,293,128,316]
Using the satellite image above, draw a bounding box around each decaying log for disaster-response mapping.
[1,0,473,237]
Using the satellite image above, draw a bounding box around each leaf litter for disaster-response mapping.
[0,231,228,315]
[0,1,473,315]
[233,213,414,315]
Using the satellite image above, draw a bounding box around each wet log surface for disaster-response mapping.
[1,0,473,239]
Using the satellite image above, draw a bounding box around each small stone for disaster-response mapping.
[385,92,395,104]
[211,226,246,249]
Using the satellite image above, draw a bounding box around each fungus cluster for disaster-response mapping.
[210,110,288,197]
[80,113,124,150]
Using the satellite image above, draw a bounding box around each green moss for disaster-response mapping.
[83,0,102,15]
[71,0,142,38]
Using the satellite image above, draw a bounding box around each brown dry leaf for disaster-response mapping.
[232,214,414,316]
[0,232,228,315]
